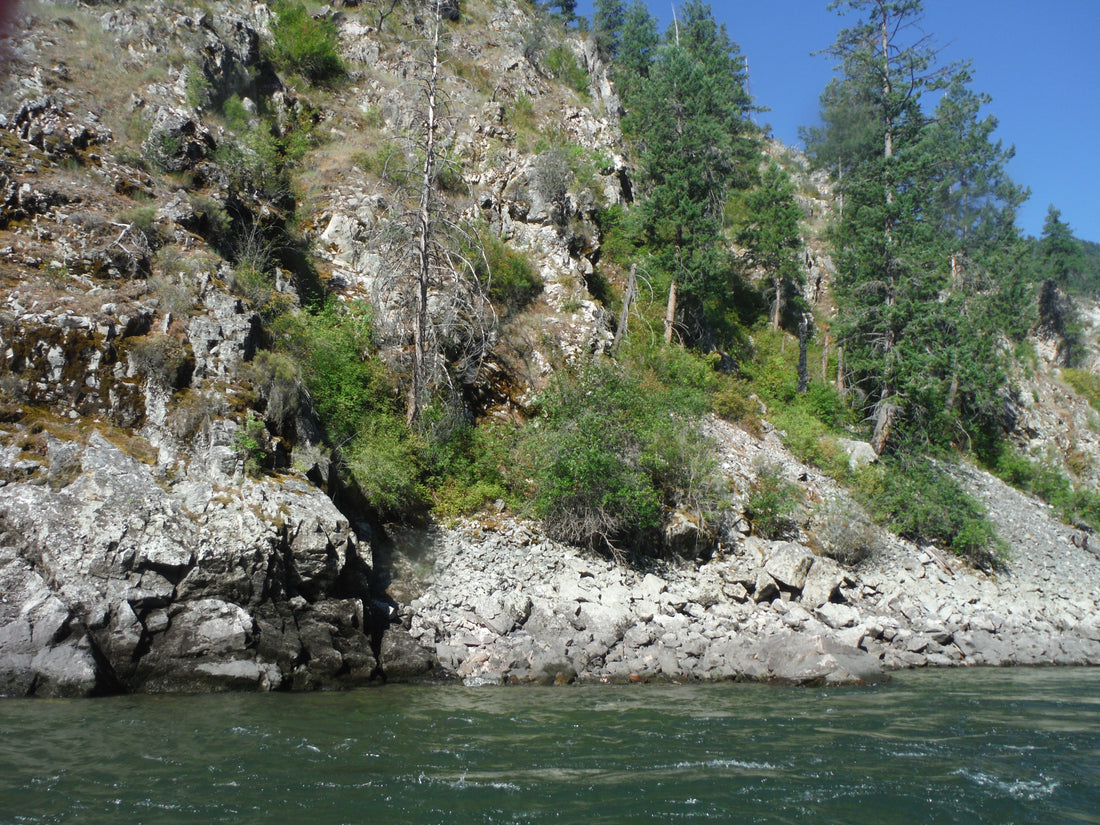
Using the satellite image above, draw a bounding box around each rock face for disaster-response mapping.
[0,432,427,696]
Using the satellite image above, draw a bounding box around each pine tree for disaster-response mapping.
[740,160,804,331]
[614,0,659,100]
[813,0,1028,454]
[1041,206,1088,291]
[624,2,755,346]
[819,0,954,452]
[592,0,626,57]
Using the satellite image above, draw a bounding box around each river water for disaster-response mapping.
[2,668,1098,824]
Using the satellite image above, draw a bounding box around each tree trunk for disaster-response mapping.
[407,3,442,426]
[612,263,637,355]
[871,393,895,455]
[797,313,809,394]
[664,277,678,345]
[771,274,782,331]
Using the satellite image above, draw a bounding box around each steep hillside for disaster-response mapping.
[1,0,1099,697]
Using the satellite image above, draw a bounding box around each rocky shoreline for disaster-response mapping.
[391,420,1100,687]
[3,417,1100,698]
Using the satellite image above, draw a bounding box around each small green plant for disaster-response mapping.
[234,412,267,477]
[856,456,1006,568]
[184,66,212,110]
[813,499,876,565]
[545,45,589,94]
[507,92,536,134]
[125,334,189,388]
[1062,367,1100,413]
[221,94,253,132]
[425,419,517,517]
[248,350,302,431]
[115,205,157,233]
[745,460,801,540]
[352,142,406,184]
[471,230,542,314]
[270,1,344,84]
[522,351,722,558]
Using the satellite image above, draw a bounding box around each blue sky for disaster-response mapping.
[577,0,1100,242]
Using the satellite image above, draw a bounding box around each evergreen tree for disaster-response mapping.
[614,0,659,100]
[740,160,804,330]
[921,71,1028,262]
[544,0,577,24]
[1041,206,1088,291]
[592,0,626,57]
[624,3,756,346]
[814,0,1026,454]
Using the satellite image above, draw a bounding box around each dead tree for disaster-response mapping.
[370,1,494,427]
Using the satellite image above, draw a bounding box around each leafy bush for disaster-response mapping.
[352,143,406,185]
[545,45,588,93]
[125,334,189,388]
[991,443,1100,531]
[1062,367,1100,413]
[813,499,876,566]
[425,420,518,517]
[508,92,536,133]
[234,412,267,477]
[248,350,301,431]
[523,353,723,557]
[474,232,542,314]
[712,379,763,434]
[342,416,423,514]
[270,2,343,83]
[856,456,1006,568]
[271,301,423,515]
[745,460,801,540]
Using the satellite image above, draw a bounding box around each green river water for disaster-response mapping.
[2,667,1098,824]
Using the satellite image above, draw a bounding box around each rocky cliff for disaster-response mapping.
[1,0,1098,697]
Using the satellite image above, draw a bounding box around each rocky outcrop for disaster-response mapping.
[0,431,431,696]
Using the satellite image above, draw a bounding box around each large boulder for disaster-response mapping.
[0,433,431,696]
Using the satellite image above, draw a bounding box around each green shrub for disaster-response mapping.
[856,456,1006,568]
[342,415,423,514]
[745,460,801,540]
[509,92,536,131]
[248,349,301,430]
[184,66,212,110]
[125,333,189,388]
[546,45,588,93]
[523,354,722,557]
[352,143,406,185]
[234,411,267,477]
[221,94,252,132]
[270,1,344,83]
[1062,368,1100,413]
[990,442,1100,531]
[426,420,519,517]
[271,301,424,515]
[483,234,542,313]
[593,204,639,267]
[813,499,877,566]
[712,379,763,433]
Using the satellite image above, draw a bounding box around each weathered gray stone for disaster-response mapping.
[764,542,815,591]
[754,571,780,603]
[801,556,847,609]
[815,602,860,629]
